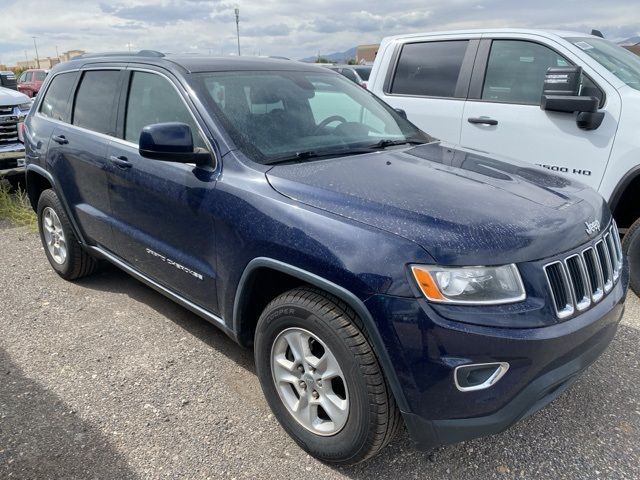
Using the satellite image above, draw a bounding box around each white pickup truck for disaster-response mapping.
[0,86,31,179]
[369,28,640,295]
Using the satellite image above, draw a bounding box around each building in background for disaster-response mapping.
[59,49,85,61]
[356,44,379,64]
[11,49,85,71]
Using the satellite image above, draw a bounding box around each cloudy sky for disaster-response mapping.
[1,0,639,65]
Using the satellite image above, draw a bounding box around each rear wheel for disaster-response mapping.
[622,217,640,296]
[254,287,401,465]
[37,189,96,280]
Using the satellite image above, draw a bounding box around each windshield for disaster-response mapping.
[567,37,640,91]
[190,70,430,164]
[354,67,371,81]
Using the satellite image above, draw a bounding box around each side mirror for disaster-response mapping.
[540,66,604,130]
[543,66,582,97]
[139,122,210,165]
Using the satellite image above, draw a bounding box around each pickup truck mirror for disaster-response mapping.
[139,122,210,165]
[540,66,604,130]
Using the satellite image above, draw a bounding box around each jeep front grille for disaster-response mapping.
[544,222,623,319]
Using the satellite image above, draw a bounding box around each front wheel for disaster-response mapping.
[622,217,640,296]
[254,287,401,465]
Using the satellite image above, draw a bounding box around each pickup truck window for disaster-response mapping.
[567,37,640,91]
[72,70,120,135]
[124,71,205,148]
[390,41,469,98]
[193,71,429,164]
[482,40,569,104]
[40,72,78,121]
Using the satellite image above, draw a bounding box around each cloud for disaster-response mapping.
[98,1,213,26]
[243,23,292,37]
[0,0,638,66]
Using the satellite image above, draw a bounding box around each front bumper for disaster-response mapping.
[0,146,26,177]
[364,264,628,449]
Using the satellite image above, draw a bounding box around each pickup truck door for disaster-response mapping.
[460,36,620,190]
[106,68,220,314]
[370,36,479,145]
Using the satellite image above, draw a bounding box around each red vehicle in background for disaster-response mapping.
[17,69,48,97]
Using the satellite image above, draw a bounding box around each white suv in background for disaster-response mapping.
[369,29,640,295]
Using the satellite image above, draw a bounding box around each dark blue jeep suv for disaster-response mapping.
[24,52,628,464]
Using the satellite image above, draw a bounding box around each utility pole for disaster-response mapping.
[32,37,40,68]
[55,45,59,59]
[234,6,240,56]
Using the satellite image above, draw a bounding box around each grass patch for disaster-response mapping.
[0,179,37,230]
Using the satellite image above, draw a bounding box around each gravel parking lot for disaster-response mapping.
[1,221,638,479]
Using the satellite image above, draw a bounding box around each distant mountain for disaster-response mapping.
[300,47,357,63]
[619,36,640,46]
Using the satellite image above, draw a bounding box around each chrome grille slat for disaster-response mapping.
[582,247,604,302]
[545,223,622,319]
[565,254,590,311]
[596,240,613,292]
[544,262,574,319]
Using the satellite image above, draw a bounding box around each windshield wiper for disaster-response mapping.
[366,139,426,149]
[266,148,373,165]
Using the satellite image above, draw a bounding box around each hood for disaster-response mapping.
[266,142,610,265]
[0,87,30,107]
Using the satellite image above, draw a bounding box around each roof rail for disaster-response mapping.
[71,50,165,60]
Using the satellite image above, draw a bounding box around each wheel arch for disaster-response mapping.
[232,257,410,412]
[26,164,86,244]
[609,165,640,229]
[26,165,53,211]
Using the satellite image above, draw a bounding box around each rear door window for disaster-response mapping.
[391,41,469,97]
[39,71,78,121]
[72,70,121,135]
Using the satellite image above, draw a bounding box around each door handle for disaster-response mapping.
[52,134,68,145]
[109,155,132,169]
[467,117,498,126]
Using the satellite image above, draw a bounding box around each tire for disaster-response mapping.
[37,189,96,280]
[254,287,401,465]
[622,217,640,296]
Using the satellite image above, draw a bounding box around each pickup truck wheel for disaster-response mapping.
[254,287,401,465]
[37,189,96,280]
[622,217,640,296]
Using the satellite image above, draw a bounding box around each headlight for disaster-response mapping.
[411,264,526,305]
[18,102,32,112]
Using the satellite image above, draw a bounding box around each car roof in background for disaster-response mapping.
[332,64,372,69]
[381,28,599,44]
[55,53,331,75]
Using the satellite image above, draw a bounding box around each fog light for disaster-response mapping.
[454,362,509,392]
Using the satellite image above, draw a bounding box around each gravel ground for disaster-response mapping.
[1,222,638,479]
